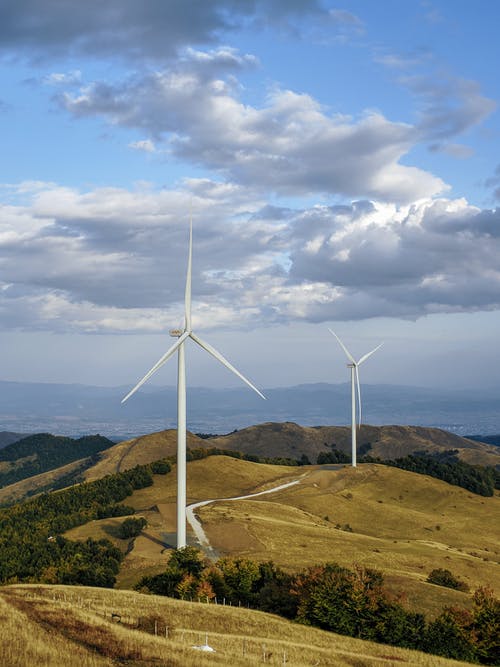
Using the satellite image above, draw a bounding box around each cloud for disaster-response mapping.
[0,0,327,63]
[485,165,500,201]
[59,54,447,203]
[42,70,82,86]
[128,139,156,153]
[429,142,474,159]
[407,73,497,141]
[2,181,500,333]
[376,48,496,153]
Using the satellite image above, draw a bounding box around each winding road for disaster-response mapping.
[186,476,305,550]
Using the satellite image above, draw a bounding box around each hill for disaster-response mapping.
[0,583,476,666]
[0,431,28,449]
[0,432,115,490]
[0,421,497,507]
[0,449,498,660]
[61,455,500,619]
[206,422,500,468]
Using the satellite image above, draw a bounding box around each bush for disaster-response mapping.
[427,568,469,592]
[118,517,147,539]
[150,460,171,474]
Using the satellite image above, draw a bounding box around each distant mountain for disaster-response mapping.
[467,434,500,447]
[1,379,500,437]
[0,431,28,449]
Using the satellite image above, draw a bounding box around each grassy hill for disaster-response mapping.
[62,455,500,619]
[0,422,497,507]
[0,583,476,666]
[206,422,500,467]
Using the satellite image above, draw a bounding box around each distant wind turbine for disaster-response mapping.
[122,220,266,548]
[328,329,383,468]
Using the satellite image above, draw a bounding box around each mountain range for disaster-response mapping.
[1,380,500,438]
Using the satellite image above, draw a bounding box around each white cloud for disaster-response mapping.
[2,182,500,333]
[60,57,448,203]
[42,70,82,86]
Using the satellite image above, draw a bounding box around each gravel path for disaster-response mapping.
[186,477,304,549]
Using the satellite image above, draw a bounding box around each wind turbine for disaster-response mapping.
[328,329,382,468]
[122,221,265,548]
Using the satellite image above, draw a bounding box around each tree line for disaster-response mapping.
[0,433,115,489]
[137,546,499,665]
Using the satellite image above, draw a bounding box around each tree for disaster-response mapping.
[118,516,147,539]
[472,587,500,665]
[427,568,469,592]
[424,607,477,662]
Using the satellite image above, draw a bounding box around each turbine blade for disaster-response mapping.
[184,216,193,331]
[190,332,266,400]
[355,364,362,428]
[121,331,190,403]
[357,342,383,366]
[328,328,356,364]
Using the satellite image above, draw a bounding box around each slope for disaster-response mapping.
[1,422,497,507]
[62,455,500,618]
[206,422,500,467]
[0,584,475,667]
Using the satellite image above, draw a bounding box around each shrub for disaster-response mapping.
[118,517,147,539]
[427,568,469,592]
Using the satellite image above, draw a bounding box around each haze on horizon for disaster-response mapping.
[1,1,500,394]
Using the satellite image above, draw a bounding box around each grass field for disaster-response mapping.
[0,584,478,667]
[64,456,500,618]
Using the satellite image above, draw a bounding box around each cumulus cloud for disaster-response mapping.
[1,181,500,333]
[59,54,447,203]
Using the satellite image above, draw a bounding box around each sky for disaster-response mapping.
[1,0,500,392]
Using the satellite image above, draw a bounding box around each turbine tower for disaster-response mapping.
[122,221,265,548]
[328,329,382,468]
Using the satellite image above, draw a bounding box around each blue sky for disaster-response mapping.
[1,0,500,392]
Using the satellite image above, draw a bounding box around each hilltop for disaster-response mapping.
[206,422,500,467]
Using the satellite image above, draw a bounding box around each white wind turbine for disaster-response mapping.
[328,329,383,468]
[122,221,265,548]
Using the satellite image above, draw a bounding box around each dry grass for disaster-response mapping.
[84,429,202,481]
[193,461,499,615]
[207,422,499,467]
[0,584,476,667]
[63,456,499,616]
